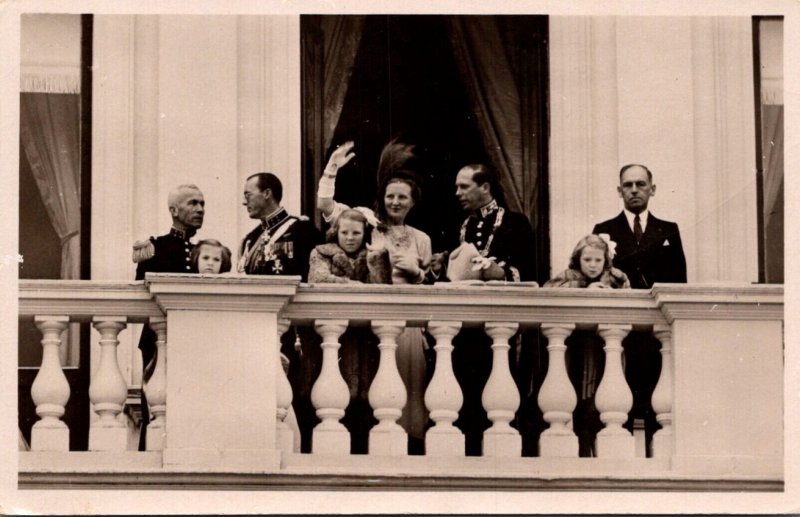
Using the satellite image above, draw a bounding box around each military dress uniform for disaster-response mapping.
[239,207,323,452]
[132,227,197,451]
[452,199,540,455]
[459,199,537,282]
[238,207,321,280]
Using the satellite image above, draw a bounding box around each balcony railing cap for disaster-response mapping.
[145,272,300,313]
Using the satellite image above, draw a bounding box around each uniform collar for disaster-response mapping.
[169,226,195,240]
[261,207,290,232]
[477,199,499,218]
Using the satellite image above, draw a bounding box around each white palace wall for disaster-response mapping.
[550,16,759,283]
[79,15,760,283]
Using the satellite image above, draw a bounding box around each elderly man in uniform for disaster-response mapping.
[132,183,205,450]
[591,163,687,454]
[239,172,323,452]
[433,163,538,455]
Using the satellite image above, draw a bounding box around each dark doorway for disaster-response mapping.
[301,15,550,270]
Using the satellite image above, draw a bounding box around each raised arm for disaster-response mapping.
[317,141,356,219]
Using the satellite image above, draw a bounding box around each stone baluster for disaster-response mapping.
[538,323,578,457]
[595,324,634,457]
[89,317,129,451]
[310,320,350,454]
[30,316,71,451]
[143,317,167,451]
[275,318,295,455]
[651,324,674,457]
[424,321,464,456]
[368,321,408,455]
[482,322,521,457]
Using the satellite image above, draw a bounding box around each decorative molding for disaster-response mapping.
[146,273,299,313]
[761,78,783,105]
[288,283,663,328]
[18,463,781,492]
[20,65,80,93]
[653,283,783,323]
[18,280,160,322]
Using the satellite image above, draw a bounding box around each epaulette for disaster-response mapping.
[132,237,156,263]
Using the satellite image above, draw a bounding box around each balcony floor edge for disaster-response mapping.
[17,470,783,492]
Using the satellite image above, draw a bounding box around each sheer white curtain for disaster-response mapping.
[19,92,81,280]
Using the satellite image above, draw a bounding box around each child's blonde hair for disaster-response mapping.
[190,239,232,273]
[568,234,613,273]
[325,209,371,249]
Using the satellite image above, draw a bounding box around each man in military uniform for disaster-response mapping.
[435,164,538,455]
[238,172,321,279]
[452,164,536,282]
[239,172,323,452]
[132,183,205,450]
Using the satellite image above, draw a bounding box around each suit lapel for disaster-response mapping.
[641,213,665,249]
[611,212,637,257]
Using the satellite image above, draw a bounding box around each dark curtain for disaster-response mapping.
[447,16,549,283]
[301,15,366,223]
[20,93,81,280]
[448,17,550,455]
[761,104,783,283]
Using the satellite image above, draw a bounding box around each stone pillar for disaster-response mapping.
[311,320,350,454]
[275,318,295,456]
[482,322,521,457]
[89,317,129,451]
[651,324,674,458]
[595,324,634,458]
[368,321,408,456]
[425,321,464,456]
[143,317,167,451]
[148,274,298,471]
[538,323,578,457]
[30,316,71,451]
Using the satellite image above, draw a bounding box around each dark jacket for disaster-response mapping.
[592,211,687,289]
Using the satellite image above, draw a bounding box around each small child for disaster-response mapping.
[544,233,629,457]
[190,239,232,274]
[308,208,390,284]
[544,234,630,288]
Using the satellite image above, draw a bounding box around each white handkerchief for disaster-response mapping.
[447,242,483,281]
[663,239,670,246]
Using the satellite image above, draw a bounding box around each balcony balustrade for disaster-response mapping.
[18,275,784,490]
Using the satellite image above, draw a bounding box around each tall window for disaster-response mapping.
[754,17,783,284]
[18,14,92,450]
[301,15,551,283]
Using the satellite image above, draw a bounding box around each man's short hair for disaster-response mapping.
[247,172,283,203]
[167,184,202,209]
[619,164,653,182]
[462,163,505,206]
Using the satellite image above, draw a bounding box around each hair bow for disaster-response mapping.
[353,206,380,228]
[598,233,617,260]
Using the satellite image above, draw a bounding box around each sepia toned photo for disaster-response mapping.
[2,0,795,514]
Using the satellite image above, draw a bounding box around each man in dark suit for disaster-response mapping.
[592,163,686,288]
[132,183,206,450]
[591,163,687,454]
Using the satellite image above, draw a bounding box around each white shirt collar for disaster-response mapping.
[623,208,649,232]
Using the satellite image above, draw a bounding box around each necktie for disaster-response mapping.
[633,214,643,244]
